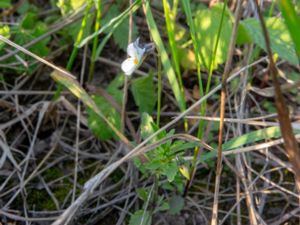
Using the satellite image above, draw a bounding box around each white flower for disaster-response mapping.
[121,38,146,76]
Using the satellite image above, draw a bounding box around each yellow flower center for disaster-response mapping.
[134,58,139,65]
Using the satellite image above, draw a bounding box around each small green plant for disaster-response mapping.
[129,113,199,223]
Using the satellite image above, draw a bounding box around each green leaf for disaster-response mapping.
[200,126,300,163]
[87,75,123,141]
[168,195,184,215]
[136,188,148,202]
[241,17,298,65]
[129,210,152,225]
[131,74,156,114]
[20,12,37,29]
[87,95,121,141]
[236,23,252,45]
[193,4,232,70]
[0,0,11,8]
[222,126,282,151]
[155,201,169,212]
[279,0,300,60]
[0,25,10,51]
[144,0,186,112]
[145,159,163,171]
[162,161,178,182]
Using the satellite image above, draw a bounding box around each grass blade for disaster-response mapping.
[143,1,186,112]
[279,0,300,59]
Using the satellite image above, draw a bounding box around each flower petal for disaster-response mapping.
[121,57,137,76]
[127,42,137,58]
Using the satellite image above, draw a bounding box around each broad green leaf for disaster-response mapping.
[87,95,121,140]
[102,5,138,50]
[178,48,196,70]
[168,195,184,215]
[144,0,186,112]
[87,75,123,141]
[241,17,298,65]
[193,4,232,70]
[0,0,11,8]
[200,126,300,163]
[50,71,126,143]
[129,210,152,225]
[131,74,156,114]
[279,0,300,60]
[236,23,252,45]
[0,25,10,50]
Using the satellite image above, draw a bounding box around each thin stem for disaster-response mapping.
[88,0,102,83]
[121,0,134,133]
[156,54,162,126]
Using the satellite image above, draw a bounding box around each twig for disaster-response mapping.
[211,1,243,224]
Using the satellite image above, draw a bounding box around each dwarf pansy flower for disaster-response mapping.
[121,38,153,76]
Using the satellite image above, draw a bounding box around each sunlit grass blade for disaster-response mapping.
[78,0,141,48]
[162,0,183,94]
[279,0,300,59]
[181,0,206,79]
[143,1,186,112]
